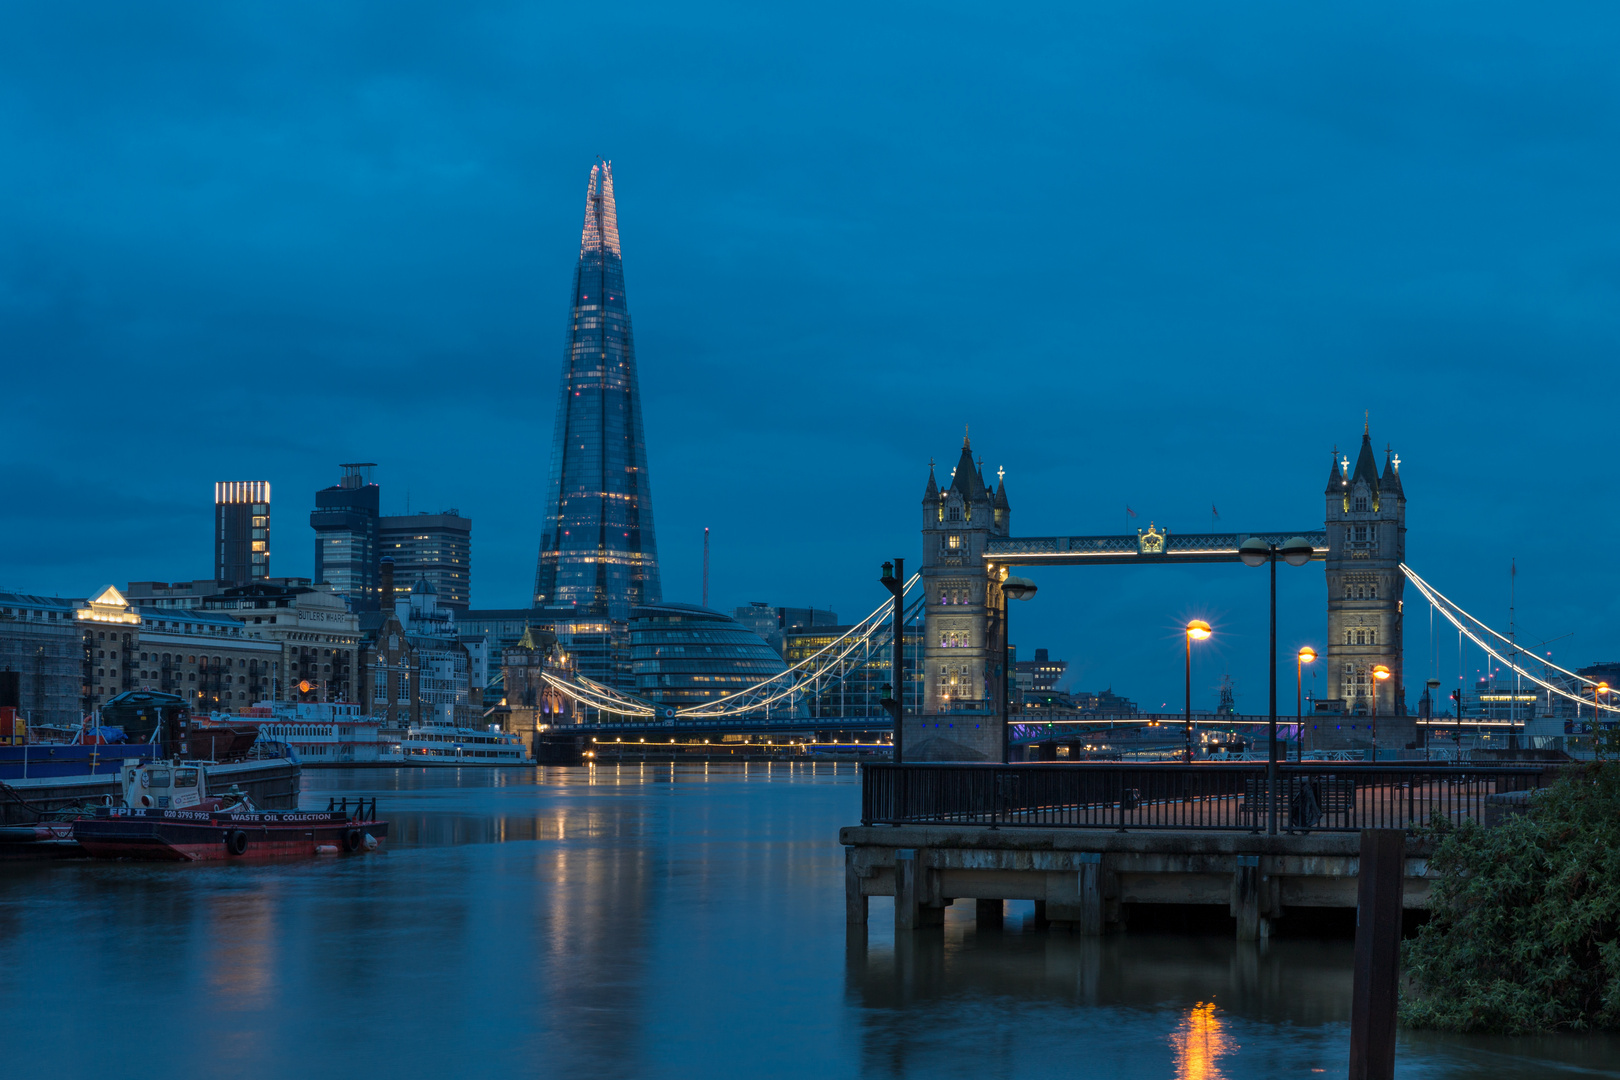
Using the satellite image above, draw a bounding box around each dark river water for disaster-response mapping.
[2,763,1616,1079]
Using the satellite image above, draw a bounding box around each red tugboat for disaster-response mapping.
[72,760,388,861]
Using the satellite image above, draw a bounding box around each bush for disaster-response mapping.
[1401,761,1620,1033]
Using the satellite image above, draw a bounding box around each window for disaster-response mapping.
[1353,526,1367,542]
[1355,630,1365,645]
[1354,497,1368,512]
[947,535,961,550]
[1368,630,1376,646]
[948,505,961,521]
[1344,630,1352,645]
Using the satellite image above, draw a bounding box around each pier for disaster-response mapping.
[843,762,1547,940]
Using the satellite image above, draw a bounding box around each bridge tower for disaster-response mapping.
[1320,424,1411,742]
[911,435,1010,761]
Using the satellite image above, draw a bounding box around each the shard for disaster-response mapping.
[533,160,662,621]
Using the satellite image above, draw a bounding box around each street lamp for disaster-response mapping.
[1184,620,1212,763]
[878,559,906,763]
[1371,664,1392,757]
[1239,535,1315,836]
[1000,573,1038,765]
[1425,677,1441,761]
[1296,646,1316,762]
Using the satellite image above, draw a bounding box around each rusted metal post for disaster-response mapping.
[1349,828,1404,1080]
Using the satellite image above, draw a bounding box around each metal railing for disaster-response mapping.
[860,762,1550,832]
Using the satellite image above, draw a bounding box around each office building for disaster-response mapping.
[203,582,362,702]
[733,603,840,655]
[532,161,662,621]
[781,623,923,719]
[631,603,792,713]
[214,481,271,586]
[380,510,471,610]
[362,562,484,729]
[0,592,85,726]
[1013,647,1068,694]
[311,463,382,611]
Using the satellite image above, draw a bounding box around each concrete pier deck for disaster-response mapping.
[842,824,1439,940]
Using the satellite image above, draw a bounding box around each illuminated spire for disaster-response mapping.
[579,161,622,258]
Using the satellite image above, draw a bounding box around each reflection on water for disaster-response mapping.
[1169,1002,1233,1080]
[1,763,1617,1080]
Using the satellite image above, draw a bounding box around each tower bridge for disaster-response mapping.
[911,424,1409,761]
[535,418,1615,761]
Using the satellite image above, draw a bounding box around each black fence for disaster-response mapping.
[860,762,1551,832]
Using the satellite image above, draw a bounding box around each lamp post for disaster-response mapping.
[878,559,906,764]
[1000,573,1038,765]
[1184,620,1212,763]
[1297,646,1316,762]
[1239,536,1315,836]
[1370,664,1391,758]
[1425,677,1441,761]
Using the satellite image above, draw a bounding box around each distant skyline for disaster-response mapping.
[1,4,1616,711]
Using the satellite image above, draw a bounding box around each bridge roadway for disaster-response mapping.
[541,715,895,739]
[540,712,1290,742]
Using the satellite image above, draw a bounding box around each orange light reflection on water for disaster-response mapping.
[1169,1000,1236,1080]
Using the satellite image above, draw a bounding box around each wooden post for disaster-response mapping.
[1349,829,1404,1080]
[1078,852,1104,936]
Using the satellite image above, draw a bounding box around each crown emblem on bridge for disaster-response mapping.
[1137,522,1167,556]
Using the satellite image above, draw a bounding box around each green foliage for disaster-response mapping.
[1401,760,1620,1033]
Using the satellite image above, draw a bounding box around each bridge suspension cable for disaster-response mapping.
[1400,563,1619,715]
[536,573,923,721]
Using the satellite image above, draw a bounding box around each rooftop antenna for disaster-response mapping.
[702,527,710,609]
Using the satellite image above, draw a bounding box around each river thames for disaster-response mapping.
[1,763,1615,1079]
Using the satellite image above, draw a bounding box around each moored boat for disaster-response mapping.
[71,760,386,861]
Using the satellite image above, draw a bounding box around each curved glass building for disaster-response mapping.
[630,603,796,712]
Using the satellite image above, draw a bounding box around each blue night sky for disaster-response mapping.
[1,3,1616,711]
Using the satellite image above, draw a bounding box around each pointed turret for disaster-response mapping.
[1350,429,1380,492]
[922,461,939,503]
[949,437,986,501]
[994,477,1010,513]
[1381,445,1404,497]
[1324,447,1346,494]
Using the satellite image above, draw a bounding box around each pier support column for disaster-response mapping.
[975,899,1004,929]
[1044,854,1107,934]
[894,849,944,932]
[1233,855,1269,941]
[845,848,867,926]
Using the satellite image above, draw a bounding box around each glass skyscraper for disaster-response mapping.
[533,161,662,622]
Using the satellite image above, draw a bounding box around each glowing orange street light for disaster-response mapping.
[1371,664,1392,758]
[1296,647,1316,761]
[1184,620,1213,764]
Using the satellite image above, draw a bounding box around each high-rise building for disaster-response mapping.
[215,481,271,586]
[310,463,381,611]
[533,161,662,622]
[379,511,471,610]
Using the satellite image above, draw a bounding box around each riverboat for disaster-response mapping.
[400,712,531,765]
[231,701,387,765]
[70,759,386,861]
